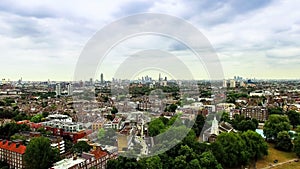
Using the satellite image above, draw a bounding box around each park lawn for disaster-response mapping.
[272,162,300,169]
[256,143,298,169]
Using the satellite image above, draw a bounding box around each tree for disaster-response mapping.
[174,155,187,169]
[192,114,205,136]
[211,132,250,168]
[10,134,26,144]
[148,118,165,137]
[286,110,300,129]
[231,114,245,129]
[0,123,30,139]
[294,135,300,158]
[111,106,118,114]
[199,151,223,169]
[240,130,268,167]
[275,131,293,152]
[42,112,49,118]
[268,107,283,115]
[30,114,43,123]
[220,112,231,123]
[263,115,290,141]
[73,141,92,153]
[237,120,257,132]
[138,156,163,169]
[24,137,60,169]
[165,104,178,112]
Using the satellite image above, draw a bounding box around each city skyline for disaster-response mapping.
[1,1,300,81]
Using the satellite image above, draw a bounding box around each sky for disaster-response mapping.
[1,0,300,81]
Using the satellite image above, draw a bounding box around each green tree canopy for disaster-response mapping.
[24,137,60,169]
[72,141,92,153]
[192,114,205,137]
[286,110,300,129]
[294,133,300,158]
[263,114,290,141]
[240,130,268,167]
[148,118,165,137]
[111,106,118,114]
[30,114,43,123]
[275,131,293,152]
[237,120,257,132]
[211,132,250,168]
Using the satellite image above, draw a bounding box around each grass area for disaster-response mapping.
[272,162,300,169]
[256,143,298,169]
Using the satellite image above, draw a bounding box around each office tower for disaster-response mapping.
[223,79,227,88]
[159,73,161,81]
[67,83,73,96]
[230,80,236,88]
[100,73,104,84]
[56,83,61,97]
[90,78,93,85]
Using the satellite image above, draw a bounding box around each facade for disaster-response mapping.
[0,140,26,169]
[230,80,236,88]
[42,120,84,133]
[67,84,73,96]
[46,114,73,122]
[223,79,227,88]
[202,117,236,143]
[52,146,118,169]
[49,136,65,154]
[56,83,61,97]
[240,106,268,122]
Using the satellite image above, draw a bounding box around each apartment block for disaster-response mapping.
[0,140,26,169]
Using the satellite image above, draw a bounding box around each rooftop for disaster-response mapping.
[0,140,26,154]
[52,157,85,169]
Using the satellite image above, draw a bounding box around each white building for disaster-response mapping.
[229,80,236,88]
[56,83,61,97]
[46,114,72,122]
[42,120,84,132]
[223,79,227,88]
[67,83,73,96]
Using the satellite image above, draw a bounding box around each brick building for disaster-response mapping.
[0,140,26,169]
[240,106,268,122]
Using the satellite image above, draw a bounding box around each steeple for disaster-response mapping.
[210,116,219,135]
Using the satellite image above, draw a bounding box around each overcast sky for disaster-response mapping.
[1,0,300,81]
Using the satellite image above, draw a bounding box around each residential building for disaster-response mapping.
[240,106,268,122]
[51,146,117,169]
[0,140,26,169]
[46,114,72,122]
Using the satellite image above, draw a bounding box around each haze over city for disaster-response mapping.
[1,0,300,81]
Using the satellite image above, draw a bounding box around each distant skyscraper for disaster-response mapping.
[90,78,93,85]
[100,73,104,84]
[230,80,236,88]
[223,79,227,88]
[56,83,61,97]
[67,83,73,96]
[159,73,161,81]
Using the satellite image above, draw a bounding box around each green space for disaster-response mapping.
[256,143,298,169]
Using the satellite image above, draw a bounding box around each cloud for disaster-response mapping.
[0,0,300,80]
